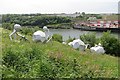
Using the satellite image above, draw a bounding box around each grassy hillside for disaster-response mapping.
[1,28,119,78]
[101,14,118,21]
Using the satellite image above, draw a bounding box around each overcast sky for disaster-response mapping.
[0,0,119,14]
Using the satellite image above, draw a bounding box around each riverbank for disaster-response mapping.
[49,29,119,41]
[46,23,73,29]
[73,25,120,33]
[46,24,120,33]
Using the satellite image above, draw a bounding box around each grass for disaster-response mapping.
[0,28,2,78]
[1,28,119,78]
[101,14,118,21]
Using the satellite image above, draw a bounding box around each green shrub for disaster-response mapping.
[100,31,120,56]
[20,26,41,36]
[80,32,97,47]
[52,34,63,43]
[20,27,33,35]
[33,26,41,32]
[66,36,75,43]
[2,43,44,78]
[2,23,14,30]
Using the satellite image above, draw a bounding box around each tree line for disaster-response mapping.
[2,14,72,27]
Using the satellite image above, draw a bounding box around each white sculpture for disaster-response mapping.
[90,43,105,54]
[68,42,73,46]
[68,39,88,51]
[33,26,52,43]
[9,24,25,40]
[62,42,67,45]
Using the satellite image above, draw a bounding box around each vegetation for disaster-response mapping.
[66,37,76,43]
[47,23,73,29]
[2,23,14,30]
[101,14,118,21]
[80,32,97,47]
[100,31,120,56]
[1,28,119,78]
[2,14,71,28]
[20,26,41,36]
[1,13,119,78]
[75,13,102,21]
[52,34,63,43]
[2,13,118,30]
[80,31,120,57]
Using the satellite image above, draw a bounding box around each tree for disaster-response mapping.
[81,12,85,16]
[80,32,97,47]
[2,14,72,28]
[100,31,120,56]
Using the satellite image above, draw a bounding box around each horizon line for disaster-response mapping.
[0,12,119,15]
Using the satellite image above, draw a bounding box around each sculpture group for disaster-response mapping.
[9,24,105,54]
[9,24,52,43]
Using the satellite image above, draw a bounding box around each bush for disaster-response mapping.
[80,32,97,47]
[33,26,41,32]
[66,36,75,43]
[20,27,33,35]
[100,31,120,56]
[2,23,14,30]
[2,43,43,78]
[52,34,63,43]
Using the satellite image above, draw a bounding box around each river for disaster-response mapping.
[49,29,119,41]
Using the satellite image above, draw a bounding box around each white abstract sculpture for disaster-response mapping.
[9,24,25,40]
[90,43,105,54]
[62,42,67,45]
[68,42,73,46]
[68,39,88,51]
[33,26,51,42]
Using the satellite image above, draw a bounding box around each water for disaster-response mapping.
[49,29,119,41]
